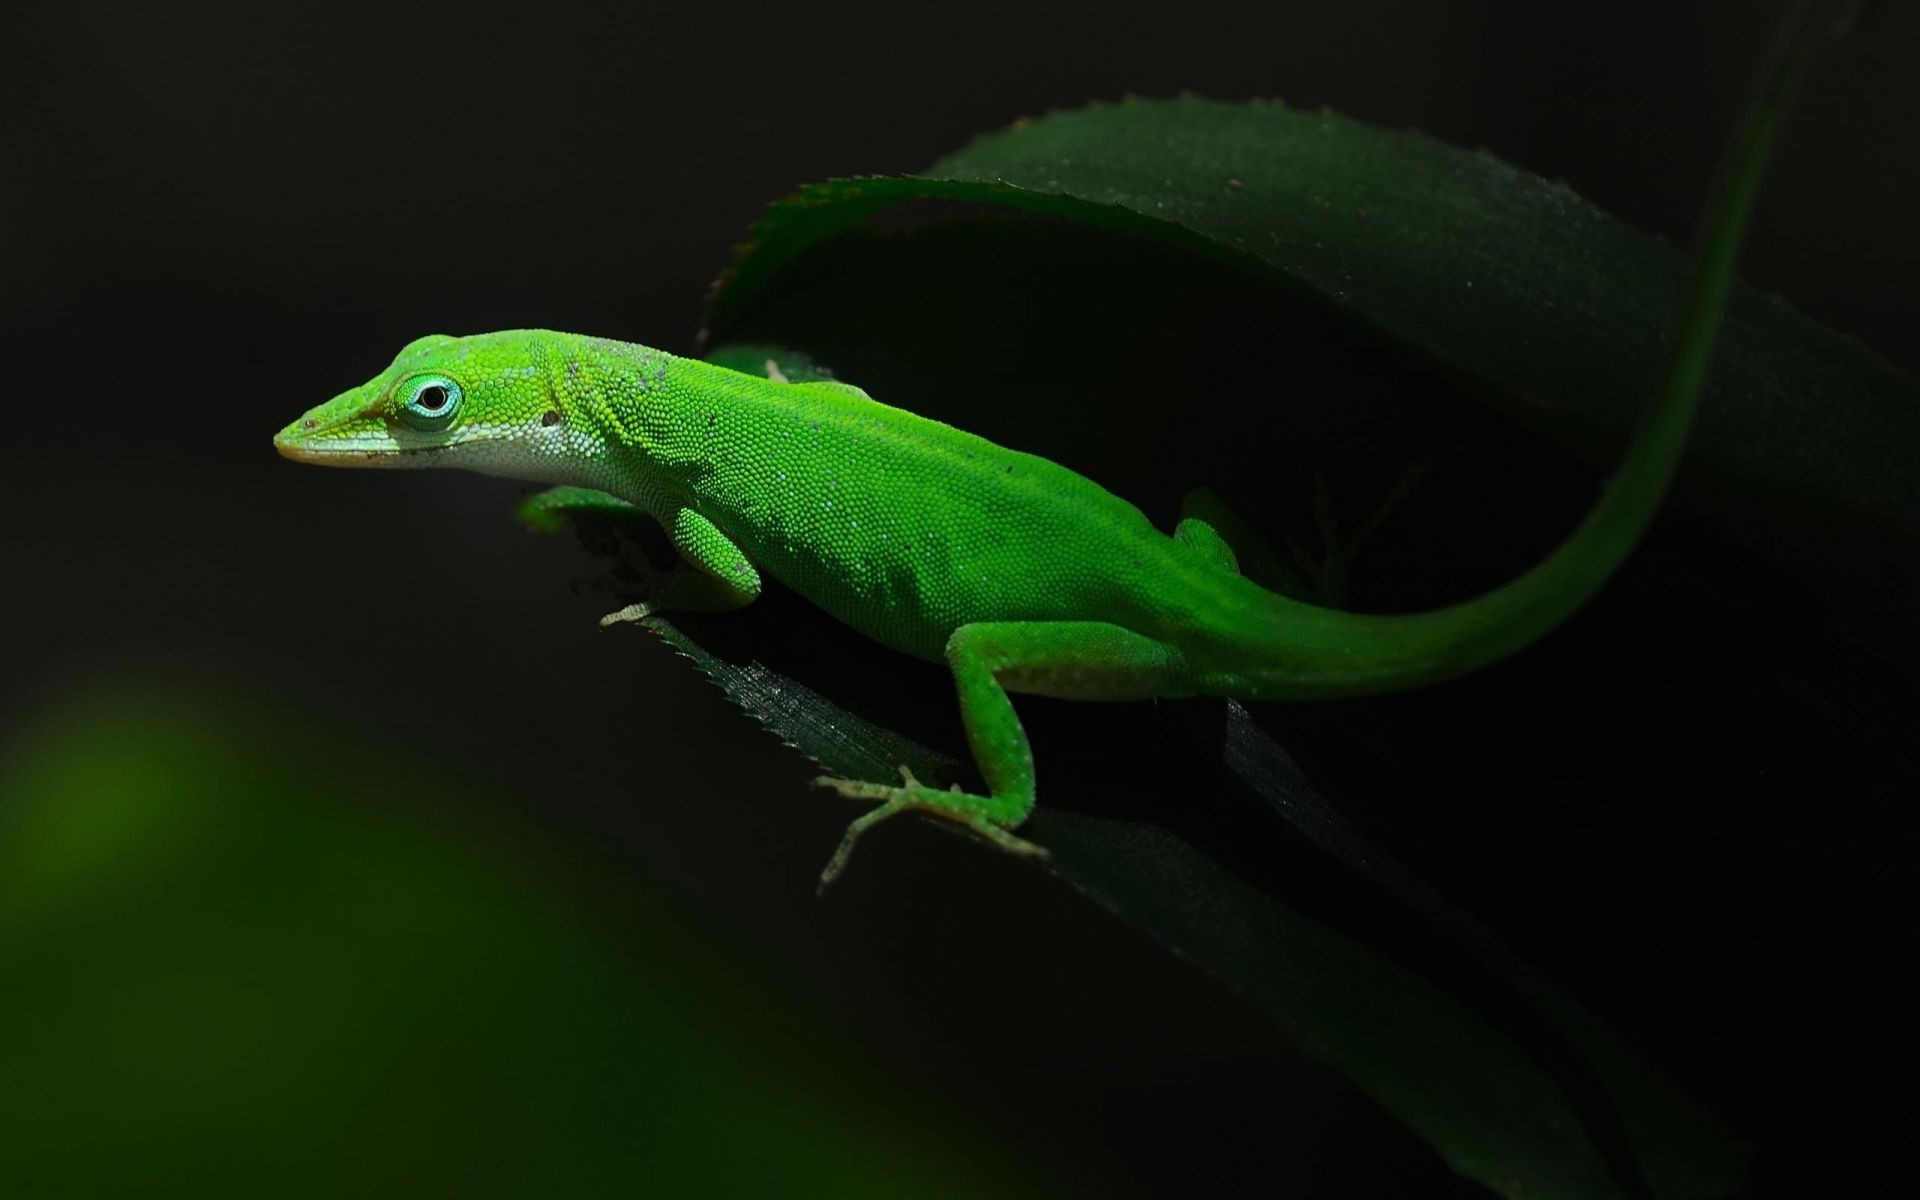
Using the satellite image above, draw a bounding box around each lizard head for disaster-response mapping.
[274,331,575,478]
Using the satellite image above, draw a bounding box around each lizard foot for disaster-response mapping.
[599,602,655,628]
[811,766,1048,892]
[1287,456,1440,608]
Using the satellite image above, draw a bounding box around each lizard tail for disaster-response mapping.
[1212,418,1690,699]
[1212,13,1806,702]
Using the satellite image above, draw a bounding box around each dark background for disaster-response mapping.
[4,1,1917,1195]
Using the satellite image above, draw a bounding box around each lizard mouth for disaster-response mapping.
[272,430,460,465]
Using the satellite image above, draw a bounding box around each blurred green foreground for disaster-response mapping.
[0,685,1048,1198]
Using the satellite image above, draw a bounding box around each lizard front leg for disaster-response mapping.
[516,485,646,533]
[517,489,761,619]
[516,485,689,614]
[601,507,762,624]
[814,620,1189,890]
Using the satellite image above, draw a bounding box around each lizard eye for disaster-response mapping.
[398,375,463,430]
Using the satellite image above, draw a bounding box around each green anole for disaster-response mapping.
[275,56,1789,888]
[274,319,1694,890]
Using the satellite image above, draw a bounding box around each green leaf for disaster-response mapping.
[707,95,1920,669]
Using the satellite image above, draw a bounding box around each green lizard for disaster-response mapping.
[275,45,1789,887]
[274,312,1704,889]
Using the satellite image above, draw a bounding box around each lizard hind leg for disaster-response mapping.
[812,620,1190,890]
[1284,457,1440,608]
[814,765,1047,895]
[1175,486,1312,597]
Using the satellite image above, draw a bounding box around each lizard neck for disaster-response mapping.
[555,336,782,520]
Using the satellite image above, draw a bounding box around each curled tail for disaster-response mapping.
[1215,10,1811,701]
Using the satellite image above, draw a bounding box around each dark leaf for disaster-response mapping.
[583,344,1751,1200]
[709,96,1920,669]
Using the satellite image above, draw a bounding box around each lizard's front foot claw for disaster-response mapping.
[599,602,655,628]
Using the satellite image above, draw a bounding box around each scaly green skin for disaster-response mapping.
[275,325,1708,887]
